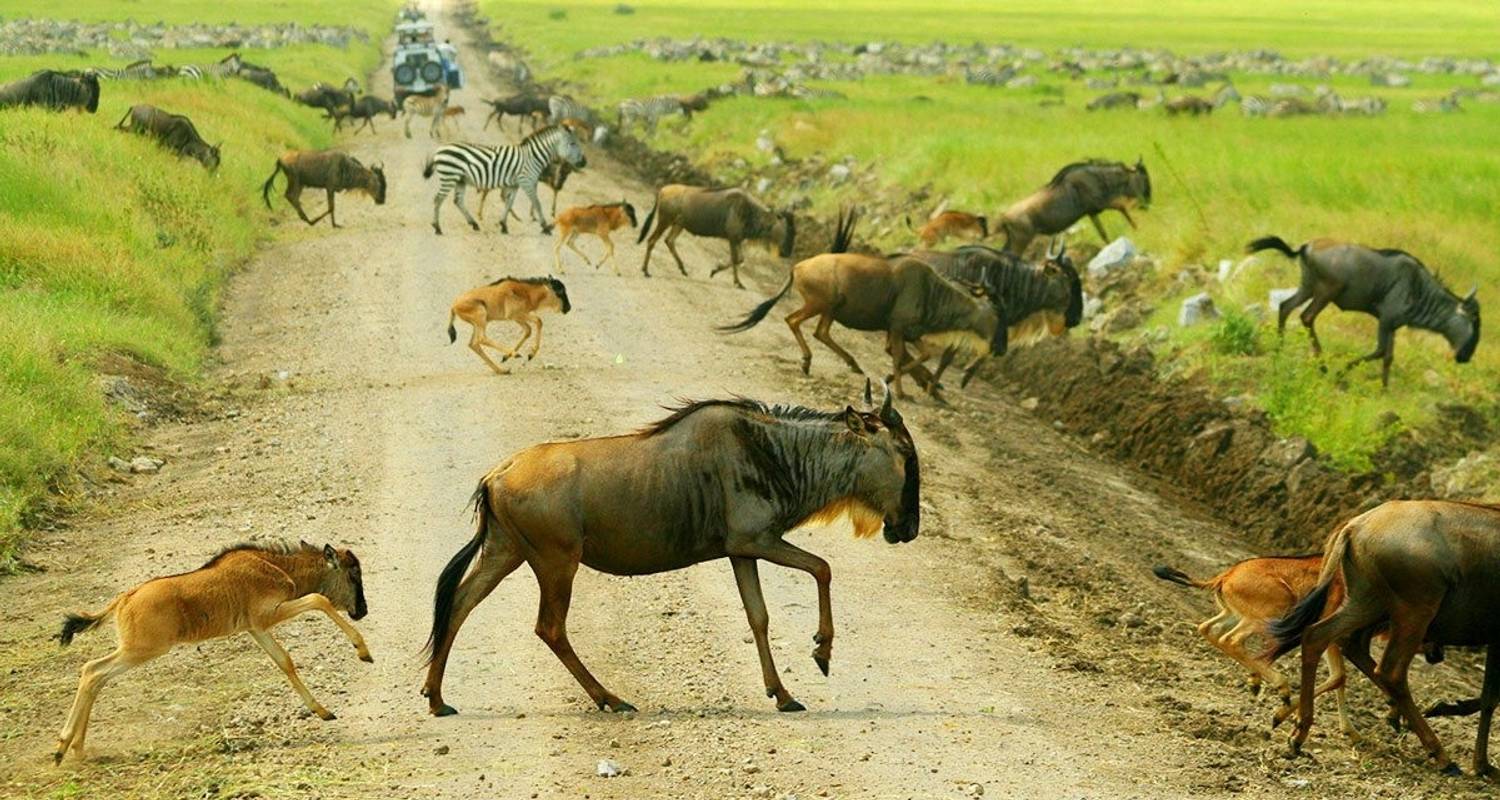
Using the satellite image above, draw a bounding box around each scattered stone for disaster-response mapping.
[107,456,131,473]
[1268,287,1300,315]
[434,744,450,756]
[596,759,625,778]
[1431,451,1499,499]
[1019,397,1040,411]
[1120,611,1145,628]
[1081,294,1103,320]
[827,163,852,183]
[661,756,673,767]
[755,130,776,153]
[756,176,773,194]
[1178,292,1218,326]
[964,782,986,796]
[1086,237,1136,279]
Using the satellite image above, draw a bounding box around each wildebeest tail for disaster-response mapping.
[719,269,794,333]
[1265,523,1350,660]
[831,205,860,254]
[1246,235,1304,259]
[446,310,457,344]
[1151,564,1206,588]
[637,195,660,244]
[424,481,493,665]
[260,160,285,210]
[57,594,122,645]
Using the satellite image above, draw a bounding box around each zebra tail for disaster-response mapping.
[260,161,285,210]
[422,153,436,180]
[636,196,659,244]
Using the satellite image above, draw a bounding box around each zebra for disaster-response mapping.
[963,65,1015,86]
[179,53,243,80]
[547,94,592,125]
[89,59,169,81]
[617,95,687,134]
[1239,94,1273,117]
[422,124,587,236]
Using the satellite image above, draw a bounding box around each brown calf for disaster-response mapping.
[446,276,572,375]
[437,104,465,139]
[553,201,638,274]
[915,211,988,247]
[53,541,370,762]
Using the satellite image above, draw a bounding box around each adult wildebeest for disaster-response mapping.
[0,70,100,113]
[295,83,354,117]
[1269,501,1500,776]
[421,384,920,716]
[999,159,1151,256]
[53,540,370,762]
[1248,236,1479,388]
[637,184,795,289]
[261,150,387,227]
[333,95,400,134]
[1164,95,1214,115]
[482,92,550,132]
[722,211,1003,399]
[913,238,1083,347]
[115,104,221,171]
[1086,91,1141,111]
[446,276,571,375]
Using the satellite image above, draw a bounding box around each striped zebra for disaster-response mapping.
[547,94,592,125]
[423,125,587,236]
[963,66,1015,86]
[1239,94,1273,117]
[617,95,686,134]
[89,59,167,81]
[180,53,243,80]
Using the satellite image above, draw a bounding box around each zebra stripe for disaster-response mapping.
[547,94,591,124]
[90,60,162,80]
[180,54,242,80]
[617,96,685,133]
[1239,95,1272,117]
[426,126,584,235]
[963,66,1015,86]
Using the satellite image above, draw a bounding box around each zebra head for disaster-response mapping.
[553,126,587,170]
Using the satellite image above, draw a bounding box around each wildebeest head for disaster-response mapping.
[845,381,920,544]
[775,208,796,258]
[1044,238,1085,328]
[318,544,368,620]
[1132,157,1152,208]
[620,199,639,228]
[187,140,222,172]
[79,72,100,113]
[369,162,388,205]
[545,277,572,314]
[1452,286,1480,363]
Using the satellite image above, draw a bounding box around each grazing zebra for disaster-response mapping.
[617,95,688,134]
[1239,95,1273,117]
[422,125,587,236]
[89,59,169,81]
[179,53,243,80]
[547,94,591,125]
[963,66,1015,86]
[1412,95,1461,114]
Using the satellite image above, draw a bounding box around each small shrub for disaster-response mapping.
[547,8,567,20]
[613,3,635,14]
[1211,310,1259,356]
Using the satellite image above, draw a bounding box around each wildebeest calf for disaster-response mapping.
[446,276,572,375]
[115,104,221,171]
[334,95,399,134]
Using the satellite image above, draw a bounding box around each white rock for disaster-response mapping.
[754,130,775,153]
[129,455,164,474]
[592,125,610,144]
[596,759,625,778]
[107,456,131,472]
[1178,292,1218,327]
[755,177,773,194]
[1086,236,1136,279]
[827,163,852,183]
[1216,258,1234,282]
[1004,75,1036,89]
[1082,294,1103,320]
[1268,287,1301,315]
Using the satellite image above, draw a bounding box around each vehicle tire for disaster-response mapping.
[420,62,444,83]
[394,64,416,85]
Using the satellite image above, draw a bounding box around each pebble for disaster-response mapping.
[434,744,450,756]
[596,758,625,778]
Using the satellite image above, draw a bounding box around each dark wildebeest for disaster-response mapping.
[421,385,920,716]
[722,211,1003,400]
[114,104,221,171]
[1248,236,1479,388]
[295,84,352,117]
[0,70,100,113]
[1165,95,1215,115]
[1268,500,1500,776]
[237,61,290,97]
[333,95,400,134]
[482,92,550,132]
[260,150,387,227]
[999,159,1152,256]
[637,184,795,289]
[53,540,370,762]
[1086,91,1141,111]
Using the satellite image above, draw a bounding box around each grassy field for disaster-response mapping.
[487,0,1500,472]
[0,1,397,565]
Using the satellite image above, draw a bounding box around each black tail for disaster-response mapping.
[424,482,493,665]
[831,205,860,254]
[636,195,660,244]
[422,154,436,180]
[261,161,284,210]
[57,613,101,646]
[977,216,989,238]
[1247,235,1304,259]
[720,270,795,333]
[1265,580,1332,661]
[1151,564,1198,588]
[447,322,457,343]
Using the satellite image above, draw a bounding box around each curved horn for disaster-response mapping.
[863,378,874,409]
[1466,285,1478,303]
[1046,237,1064,259]
[879,379,895,421]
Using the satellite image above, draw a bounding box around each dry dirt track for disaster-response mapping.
[0,5,1491,799]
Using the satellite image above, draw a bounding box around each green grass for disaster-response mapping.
[488,0,1500,471]
[0,1,398,564]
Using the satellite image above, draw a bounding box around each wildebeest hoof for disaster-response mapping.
[603,699,637,713]
[52,747,65,765]
[801,361,811,376]
[814,654,830,676]
[526,354,534,362]
[1439,762,1463,777]
[469,222,480,232]
[432,225,443,236]
[777,698,806,713]
[359,652,374,663]
[432,703,459,717]
[317,709,337,721]
[734,281,746,290]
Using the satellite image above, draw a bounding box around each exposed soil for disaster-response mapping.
[0,3,1494,799]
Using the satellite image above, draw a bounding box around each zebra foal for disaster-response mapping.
[423,125,587,236]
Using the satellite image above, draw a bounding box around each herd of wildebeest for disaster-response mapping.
[7,8,1500,784]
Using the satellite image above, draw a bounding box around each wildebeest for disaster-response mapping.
[235,59,290,97]
[637,184,795,288]
[334,95,400,134]
[1249,236,1479,387]
[1269,500,1500,776]
[421,384,920,716]
[261,150,387,227]
[552,201,637,274]
[1164,95,1214,115]
[912,210,988,247]
[1154,556,1361,738]
[295,83,354,117]
[446,276,571,375]
[1086,91,1141,111]
[482,92,550,132]
[0,70,100,113]
[114,104,221,171]
[912,238,1083,347]
[722,211,1003,399]
[998,159,1151,255]
[53,540,370,762]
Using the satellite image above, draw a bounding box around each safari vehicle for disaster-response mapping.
[392,21,462,104]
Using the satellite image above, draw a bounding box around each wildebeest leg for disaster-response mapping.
[887,333,915,400]
[1299,295,1332,357]
[423,535,524,715]
[1287,599,1384,755]
[453,184,482,233]
[663,226,690,276]
[730,556,803,712]
[710,239,747,288]
[640,222,666,277]
[564,231,594,270]
[504,320,533,362]
[730,539,836,677]
[1469,646,1500,778]
[264,593,373,662]
[404,113,413,138]
[785,307,817,374]
[553,229,568,273]
[1318,645,1359,741]
[1115,205,1139,229]
[1276,285,1313,341]
[462,316,510,375]
[1377,608,1455,773]
[526,315,544,360]
[54,645,161,762]
[599,231,620,275]
[247,629,336,721]
[325,188,341,228]
[1209,617,1293,724]
[284,185,323,226]
[813,313,862,374]
[533,557,635,712]
[1339,321,1396,388]
[1087,212,1110,243]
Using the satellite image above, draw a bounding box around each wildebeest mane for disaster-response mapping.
[1047,159,1126,188]
[640,398,842,437]
[200,538,312,569]
[487,275,556,287]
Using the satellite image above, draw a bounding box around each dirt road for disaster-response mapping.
[0,5,1488,799]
